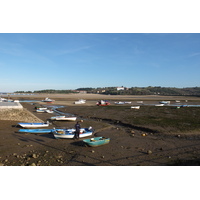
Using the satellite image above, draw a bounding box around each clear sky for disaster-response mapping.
[0,33,200,92]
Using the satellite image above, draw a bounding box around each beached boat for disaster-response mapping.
[36,107,47,110]
[50,115,77,121]
[96,100,110,106]
[52,127,93,139]
[45,109,54,113]
[83,137,110,147]
[18,121,50,128]
[42,97,55,103]
[159,101,170,104]
[115,101,125,105]
[74,99,86,104]
[18,129,53,134]
[131,106,140,109]
[36,109,46,113]
[155,104,164,106]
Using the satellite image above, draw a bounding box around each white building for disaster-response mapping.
[117,87,125,91]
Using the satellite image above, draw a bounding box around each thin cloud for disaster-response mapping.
[188,52,200,57]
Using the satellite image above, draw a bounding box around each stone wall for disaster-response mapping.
[0,108,44,122]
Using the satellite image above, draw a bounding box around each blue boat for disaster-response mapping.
[53,127,93,139]
[18,129,53,134]
[83,137,110,147]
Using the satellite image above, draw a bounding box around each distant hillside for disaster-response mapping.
[14,87,200,96]
[85,87,200,96]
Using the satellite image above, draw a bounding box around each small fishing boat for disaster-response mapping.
[18,129,53,134]
[131,106,140,109]
[74,99,86,104]
[18,121,50,128]
[36,107,47,110]
[50,116,77,121]
[83,137,110,147]
[36,109,46,113]
[45,109,54,113]
[42,97,55,103]
[96,100,110,106]
[115,101,125,105]
[155,104,164,106]
[52,127,93,139]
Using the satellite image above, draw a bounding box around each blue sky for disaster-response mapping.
[0,33,200,92]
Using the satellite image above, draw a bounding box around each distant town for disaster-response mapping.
[1,86,200,96]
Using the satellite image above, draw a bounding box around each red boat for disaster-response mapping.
[96,100,110,106]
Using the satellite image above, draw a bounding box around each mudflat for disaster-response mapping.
[1,94,200,166]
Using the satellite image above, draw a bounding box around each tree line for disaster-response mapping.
[15,87,200,96]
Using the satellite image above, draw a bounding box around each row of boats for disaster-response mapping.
[17,122,110,147]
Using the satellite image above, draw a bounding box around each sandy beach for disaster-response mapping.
[1,94,200,166]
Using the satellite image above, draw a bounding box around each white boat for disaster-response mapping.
[18,121,50,128]
[159,101,170,104]
[0,97,7,102]
[74,99,86,104]
[38,107,47,110]
[115,101,125,105]
[45,109,54,113]
[155,104,164,106]
[42,97,55,103]
[50,116,77,121]
[131,106,140,109]
[36,109,46,113]
[53,127,93,139]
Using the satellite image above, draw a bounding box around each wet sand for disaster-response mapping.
[1,94,200,166]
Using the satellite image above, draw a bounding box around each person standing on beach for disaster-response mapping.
[74,121,81,139]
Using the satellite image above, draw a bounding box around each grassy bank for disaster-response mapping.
[58,105,200,136]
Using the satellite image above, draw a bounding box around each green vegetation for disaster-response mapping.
[15,86,200,96]
[15,89,78,94]
[59,105,200,135]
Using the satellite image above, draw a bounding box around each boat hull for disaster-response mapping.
[83,137,110,147]
[18,122,49,128]
[53,128,93,139]
[18,129,53,134]
[50,116,77,121]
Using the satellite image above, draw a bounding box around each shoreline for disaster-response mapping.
[1,95,200,166]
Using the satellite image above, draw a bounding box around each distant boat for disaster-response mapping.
[37,107,47,110]
[36,109,46,113]
[74,99,86,104]
[50,116,77,121]
[18,121,50,128]
[83,137,110,147]
[159,101,170,104]
[42,97,55,103]
[155,104,164,106]
[52,127,93,139]
[115,101,125,105]
[45,109,54,113]
[131,106,140,109]
[96,100,110,106]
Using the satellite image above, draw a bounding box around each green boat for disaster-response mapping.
[83,137,110,147]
